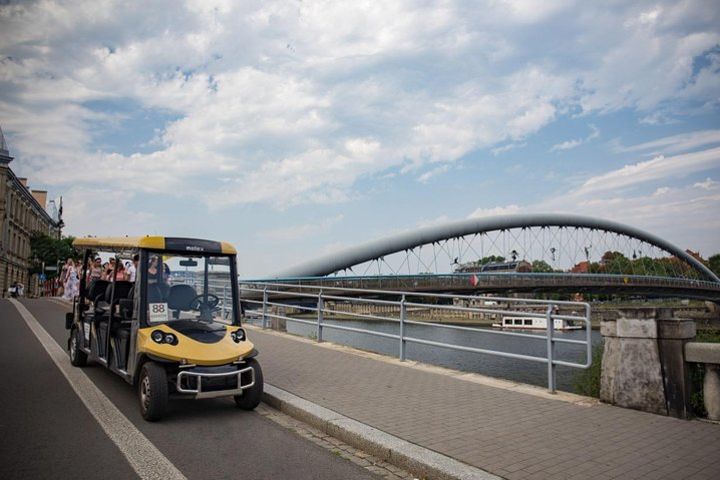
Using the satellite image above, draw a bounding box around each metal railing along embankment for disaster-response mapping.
[238,282,592,393]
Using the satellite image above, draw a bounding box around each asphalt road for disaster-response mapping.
[0,298,379,480]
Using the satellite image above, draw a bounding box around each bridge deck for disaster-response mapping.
[249,326,720,480]
[253,273,720,302]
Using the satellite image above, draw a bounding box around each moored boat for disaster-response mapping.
[492,316,582,330]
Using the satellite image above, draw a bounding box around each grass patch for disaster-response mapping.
[573,342,604,398]
[696,329,720,343]
[689,363,707,417]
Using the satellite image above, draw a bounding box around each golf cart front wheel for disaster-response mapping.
[139,362,168,421]
[234,359,263,410]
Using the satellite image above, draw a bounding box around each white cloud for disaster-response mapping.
[694,177,717,190]
[638,111,678,125]
[260,214,345,242]
[491,142,526,155]
[619,129,720,155]
[575,146,720,196]
[550,139,582,152]
[550,124,600,152]
[418,165,450,183]
[0,0,719,213]
[61,187,159,238]
[468,205,522,218]
[653,186,671,196]
[587,124,600,140]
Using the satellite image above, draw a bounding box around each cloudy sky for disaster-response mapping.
[1,0,719,277]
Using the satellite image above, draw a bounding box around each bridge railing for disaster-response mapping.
[237,282,592,393]
[248,272,720,291]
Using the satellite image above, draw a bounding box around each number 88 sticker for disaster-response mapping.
[149,302,169,322]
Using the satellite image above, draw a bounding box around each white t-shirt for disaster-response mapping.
[127,264,137,282]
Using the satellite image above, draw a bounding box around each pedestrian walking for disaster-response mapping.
[63,260,79,300]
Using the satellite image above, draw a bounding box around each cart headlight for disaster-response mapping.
[151,330,178,345]
[231,329,245,343]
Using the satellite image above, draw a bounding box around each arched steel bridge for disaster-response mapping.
[256,214,720,301]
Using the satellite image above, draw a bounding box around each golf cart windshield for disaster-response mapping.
[144,253,236,325]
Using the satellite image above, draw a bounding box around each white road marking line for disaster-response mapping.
[9,299,187,480]
[45,297,72,307]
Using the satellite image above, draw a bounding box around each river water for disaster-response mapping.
[249,316,602,392]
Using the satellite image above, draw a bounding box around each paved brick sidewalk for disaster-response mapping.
[249,328,720,480]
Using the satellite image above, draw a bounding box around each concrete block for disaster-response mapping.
[658,336,692,418]
[685,342,720,364]
[600,336,619,402]
[616,318,657,339]
[600,320,617,338]
[657,319,695,340]
[617,307,660,320]
[705,365,720,421]
[600,318,667,415]
[614,338,666,414]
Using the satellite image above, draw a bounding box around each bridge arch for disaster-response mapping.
[274,213,719,282]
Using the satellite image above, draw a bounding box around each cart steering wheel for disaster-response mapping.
[189,293,220,312]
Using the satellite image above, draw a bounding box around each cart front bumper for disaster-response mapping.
[176,365,255,399]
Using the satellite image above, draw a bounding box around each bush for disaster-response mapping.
[573,342,604,398]
[688,329,720,417]
[689,363,707,417]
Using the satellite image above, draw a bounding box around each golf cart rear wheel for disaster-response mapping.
[69,328,87,367]
[139,362,168,421]
[234,358,263,410]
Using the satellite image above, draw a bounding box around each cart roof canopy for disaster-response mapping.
[73,236,237,255]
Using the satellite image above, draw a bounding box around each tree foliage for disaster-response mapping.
[477,255,506,265]
[709,254,720,277]
[29,233,78,277]
[531,260,554,273]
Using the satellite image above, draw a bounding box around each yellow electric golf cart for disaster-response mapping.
[66,236,262,421]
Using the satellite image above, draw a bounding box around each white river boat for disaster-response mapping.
[492,316,582,330]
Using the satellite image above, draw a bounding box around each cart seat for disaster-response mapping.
[168,284,196,310]
[105,281,133,305]
[147,282,170,303]
[88,279,110,311]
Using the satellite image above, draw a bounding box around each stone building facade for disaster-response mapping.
[0,126,60,296]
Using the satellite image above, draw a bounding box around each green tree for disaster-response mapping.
[531,260,553,273]
[600,251,631,275]
[29,233,78,278]
[709,254,720,277]
[477,255,506,265]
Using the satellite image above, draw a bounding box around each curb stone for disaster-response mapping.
[262,384,501,480]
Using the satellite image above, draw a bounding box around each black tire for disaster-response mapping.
[139,362,168,421]
[234,358,263,410]
[69,328,87,367]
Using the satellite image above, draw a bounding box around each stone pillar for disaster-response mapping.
[656,309,695,419]
[600,309,667,415]
[706,365,720,421]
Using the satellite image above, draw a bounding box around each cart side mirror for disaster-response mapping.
[65,312,74,330]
